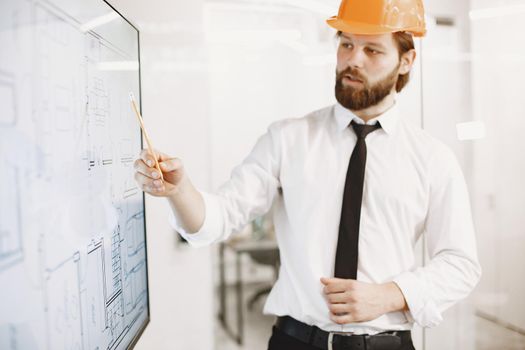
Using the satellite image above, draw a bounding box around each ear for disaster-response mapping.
[399,49,416,75]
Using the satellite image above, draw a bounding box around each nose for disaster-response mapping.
[341,47,366,70]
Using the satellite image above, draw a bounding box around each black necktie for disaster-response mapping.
[334,120,382,279]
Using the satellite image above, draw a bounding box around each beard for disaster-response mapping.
[335,63,400,111]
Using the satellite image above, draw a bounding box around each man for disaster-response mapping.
[133,0,482,349]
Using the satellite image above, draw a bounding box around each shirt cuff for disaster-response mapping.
[392,271,443,328]
[168,190,224,247]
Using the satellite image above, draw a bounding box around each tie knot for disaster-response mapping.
[350,120,382,139]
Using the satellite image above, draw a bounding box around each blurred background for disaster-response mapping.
[102,0,525,349]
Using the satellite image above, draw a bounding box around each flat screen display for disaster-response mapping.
[0,0,149,348]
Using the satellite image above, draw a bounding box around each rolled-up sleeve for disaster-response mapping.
[168,121,282,247]
[392,147,482,328]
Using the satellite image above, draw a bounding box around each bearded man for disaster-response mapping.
[134,1,482,349]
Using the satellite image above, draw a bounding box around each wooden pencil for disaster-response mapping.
[129,92,164,181]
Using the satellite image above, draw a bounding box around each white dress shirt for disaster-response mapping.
[169,100,482,335]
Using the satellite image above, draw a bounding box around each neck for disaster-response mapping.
[351,91,396,122]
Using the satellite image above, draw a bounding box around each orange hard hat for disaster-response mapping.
[326,0,427,37]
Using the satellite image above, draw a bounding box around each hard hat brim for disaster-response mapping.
[326,16,426,37]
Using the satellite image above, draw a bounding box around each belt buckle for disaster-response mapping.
[327,331,354,350]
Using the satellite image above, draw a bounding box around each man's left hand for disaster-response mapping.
[320,277,407,324]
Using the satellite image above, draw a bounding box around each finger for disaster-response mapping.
[323,281,348,294]
[326,292,347,304]
[134,172,164,191]
[328,303,349,315]
[157,151,174,162]
[140,149,156,167]
[321,277,346,285]
[159,158,183,172]
[330,312,353,325]
[134,159,162,179]
[320,277,336,285]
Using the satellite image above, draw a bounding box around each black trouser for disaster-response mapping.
[267,325,416,350]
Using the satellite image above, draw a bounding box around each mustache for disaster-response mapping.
[336,67,367,84]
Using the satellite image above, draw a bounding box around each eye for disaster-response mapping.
[366,48,381,55]
[341,42,353,49]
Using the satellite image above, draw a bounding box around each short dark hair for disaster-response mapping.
[336,31,415,93]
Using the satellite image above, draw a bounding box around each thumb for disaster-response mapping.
[159,158,183,172]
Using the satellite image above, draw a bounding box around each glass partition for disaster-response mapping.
[422,1,525,349]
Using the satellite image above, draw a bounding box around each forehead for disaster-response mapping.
[339,32,395,49]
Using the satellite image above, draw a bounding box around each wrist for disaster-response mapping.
[382,282,408,313]
[167,174,191,198]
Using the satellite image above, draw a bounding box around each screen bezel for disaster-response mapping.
[102,1,151,348]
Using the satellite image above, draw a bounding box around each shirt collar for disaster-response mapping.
[333,100,400,135]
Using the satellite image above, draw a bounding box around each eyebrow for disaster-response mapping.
[340,34,387,50]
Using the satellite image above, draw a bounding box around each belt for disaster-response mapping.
[275,316,412,350]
